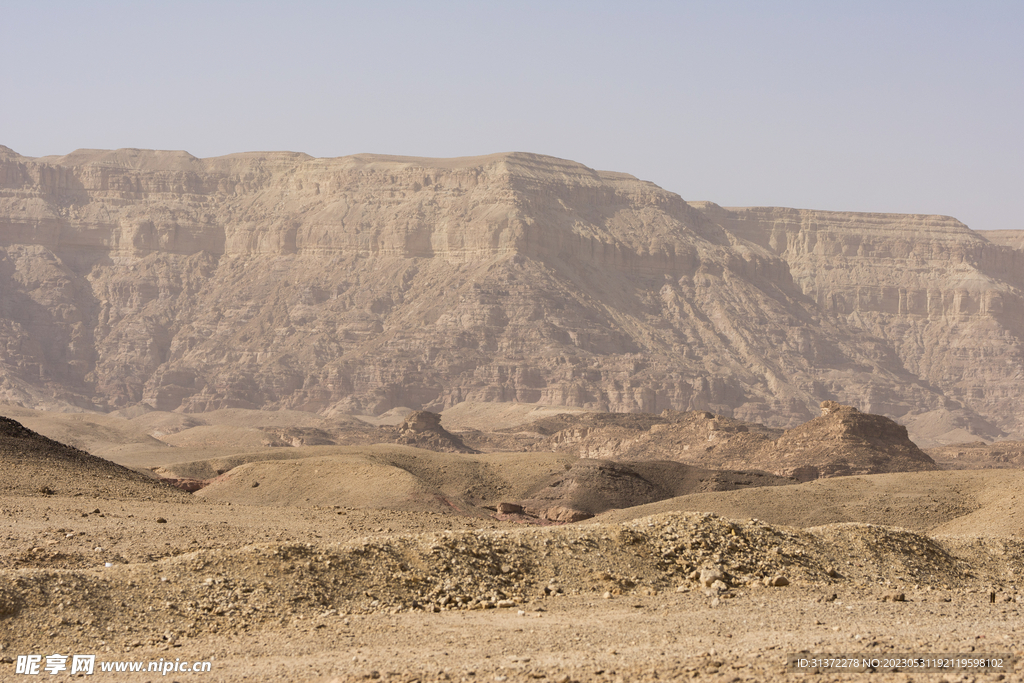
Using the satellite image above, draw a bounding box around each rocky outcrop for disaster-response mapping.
[0,146,1013,442]
[765,401,938,480]
[532,402,938,481]
[926,439,1024,469]
[392,411,476,453]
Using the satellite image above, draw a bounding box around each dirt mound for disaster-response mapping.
[155,446,577,511]
[194,454,476,513]
[0,415,190,501]
[518,459,794,522]
[182,445,574,514]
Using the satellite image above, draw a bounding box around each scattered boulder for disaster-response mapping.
[699,567,726,587]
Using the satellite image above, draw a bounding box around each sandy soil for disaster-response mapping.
[1,407,1023,681]
[3,486,1023,682]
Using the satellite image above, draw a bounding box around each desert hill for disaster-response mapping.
[517,458,794,522]
[523,401,937,480]
[2,146,1020,444]
[0,415,189,500]
[597,468,1024,537]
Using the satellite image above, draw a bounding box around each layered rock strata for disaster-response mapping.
[0,145,1013,440]
[530,402,938,480]
[694,203,1024,440]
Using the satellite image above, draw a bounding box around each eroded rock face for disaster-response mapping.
[694,202,1024,441]
[392,411,476,453]
[530,403,938,481]
[0,146,1012,441]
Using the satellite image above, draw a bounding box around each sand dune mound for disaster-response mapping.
[194,453,469,512]
[518,459,794,522]
[0,416,190,501]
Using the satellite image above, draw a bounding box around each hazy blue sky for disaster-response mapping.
[3,1,1021,230]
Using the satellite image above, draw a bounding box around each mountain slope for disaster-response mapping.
[695,202,1024,441]
[0,146,1006,441]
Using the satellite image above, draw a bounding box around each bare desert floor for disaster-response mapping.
[1,405,1022,682]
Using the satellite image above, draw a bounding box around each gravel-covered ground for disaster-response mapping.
[2,496,1022,682]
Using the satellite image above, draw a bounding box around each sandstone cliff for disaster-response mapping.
[0,145,1010,442]
[693,203,1024,440]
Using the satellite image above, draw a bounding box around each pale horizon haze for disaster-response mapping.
[2,1,1021,231]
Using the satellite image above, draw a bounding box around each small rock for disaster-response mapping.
[764,575,789,587]
[497,502,524,514]
[699,567,725,587]
[881,592,906,602]
[155,517,167,524]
